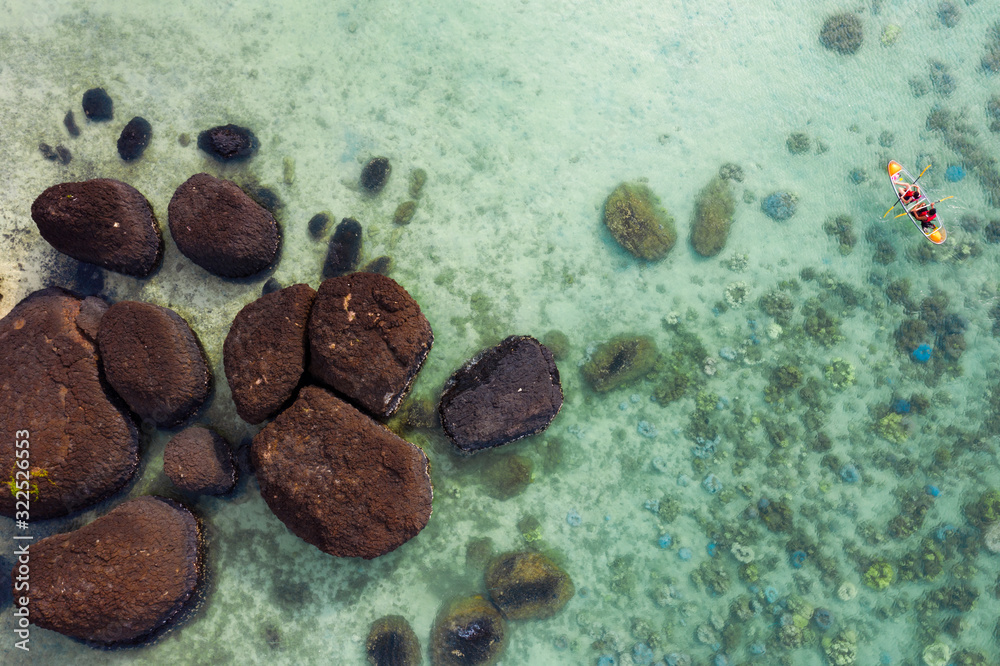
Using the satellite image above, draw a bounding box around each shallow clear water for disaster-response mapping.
[2,0,1000,664]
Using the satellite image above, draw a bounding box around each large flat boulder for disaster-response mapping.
[252,385,432,559]
[19,496,201,646]
[223,283,315,424]
[0,288,138,520]
[167,173,280,278]
[98,301,211,428]
[439,336,563,453]
[31,179,163,277]
[308,273,433,418]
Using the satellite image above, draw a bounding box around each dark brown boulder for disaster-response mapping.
[163,427,237,495]
[224,283,316,424]
[485,551,574,620]
[98,301,211,428]
[439,336,563,453]
[20,496,200,646]
[251,385,432,559]
[430,596,507,666]
[366,615,422,666]
[309,273,433,418]
[31,179,163,277]
[167,173,280,278]
[0,288,138,519]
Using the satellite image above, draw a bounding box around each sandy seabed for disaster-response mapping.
[3,0,1000,664]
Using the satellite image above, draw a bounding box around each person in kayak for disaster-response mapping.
[897,183,921,204]
[912,203,938,232]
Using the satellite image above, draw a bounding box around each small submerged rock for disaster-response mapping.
[164,426,237,495]
[581,335,658,392]
[361,156,392,193]
[366,615,422,666]
[117,116,152,161]
[168,173,280,278]
[819,13,864,55]
[31,179,163,277]
[23,496,200,646]
[98,300,212,428]
[224,283,316,424]
[430,596,507,666]
[322,217,363,278]
[82,87,113,121]
[603,182,677,260]
[308,211,332,239]
[197,124,258,161]
[309,273,433,418]
[440,336,563,454]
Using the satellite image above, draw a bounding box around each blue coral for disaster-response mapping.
[840,463,861,483]
[945,165,966,182]
[637,420,658,438]
[761,192,797,220]
[632,643,655,666]
[912,343,932,363]
[813,608,833,631]
[790,550,807,568]
[658,533,673,549]
[702,473,723,493]
[892,399,911,414]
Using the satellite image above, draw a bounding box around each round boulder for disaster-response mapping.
[224,283,316,424]
[366,615,422,666]
[31,179,163,277]
[168,172,281,278]
[98,300,212,428]
[430,596,507,666]
[164,427,237,495]
[439,336,563,453]
[485,551,574,620]
[251,385,433,559]
[309,273,433,418]
[21,496,200,646]
[0,288,138,519]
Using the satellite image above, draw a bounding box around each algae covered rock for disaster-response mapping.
[581,335,658,392]
[690,176,735,257]
[485,551,574,620]
[366,615,422,666]
[603,182,676,260]
[820,13,864,55]
[430,596,507,666]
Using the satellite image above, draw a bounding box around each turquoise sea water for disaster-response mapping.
[3,0,1000,664]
